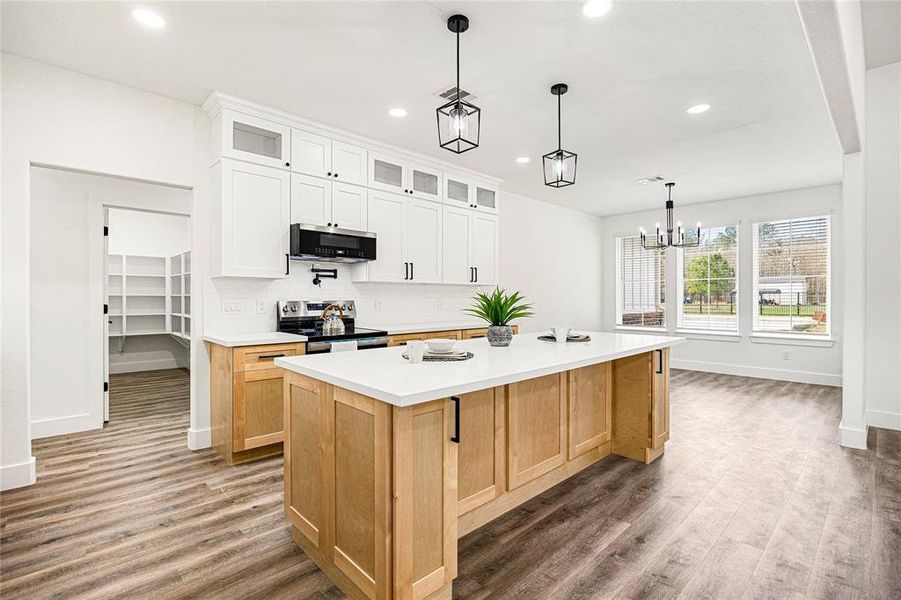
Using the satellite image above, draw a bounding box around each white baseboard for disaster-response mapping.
[109,357,189,374]
[31,413,102,439]
[187,427,211,450]
[839,420,869,449]
[670,358,842,387]
[867,409,901,431]
[1,457,36,490]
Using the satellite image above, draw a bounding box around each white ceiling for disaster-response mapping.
[1,1,842,216]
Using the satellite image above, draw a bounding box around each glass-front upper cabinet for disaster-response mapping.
[445,177,472,207]
[474,185,499,214]
[368,152,405,194]
[407,162,443,203]
[221,110,291,170]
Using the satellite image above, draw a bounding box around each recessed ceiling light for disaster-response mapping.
[686,103,711,114]
[516,157,530,164]
[132,8,166,29]
[582,0,613,18]
[388,107,407,118]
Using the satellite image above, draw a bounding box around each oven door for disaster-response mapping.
[306,336,389,354]
[290,223,377,263]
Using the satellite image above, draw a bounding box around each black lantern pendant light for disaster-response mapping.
[543,83,577,187]
[640,182,701,250]
[437,14,481,154]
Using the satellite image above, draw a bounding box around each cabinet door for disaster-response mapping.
[218,159,290,278]
[330,183,367,230]
[223,110,291,169]
[567,363,612,459]
[332,141,368,186]
[405,197,442,283]
[651,348,670,449]
[442,206,473,284]
[474,185,499,214]
[407,162,443,203]
[368,152,406,194]
[291,173,332,227]
[445,176,473,208]
[457,389,505,515]
[291,129,332,178]
[506,373,566,489]
[387,333,428,347]
[364,190,406,281]
[284,372,324,548]
[471,213,498,285]
[233,368,285,451]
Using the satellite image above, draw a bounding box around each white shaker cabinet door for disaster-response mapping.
[405,197,442,283]
[291,173,331,227]
[222,110,291,170]
[471,212,498,285]
[290,129,332,178]
[364,190,406,282]
[217,159,290,278]
[330,182,367,231]
[331,141,368,186]
[442,205,473,284]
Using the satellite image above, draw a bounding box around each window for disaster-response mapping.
[678,225,738,332]
[752,215,830,336]
[616,235,666,328]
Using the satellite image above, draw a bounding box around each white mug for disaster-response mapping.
[553,327,571,343]
[407,340,426,363]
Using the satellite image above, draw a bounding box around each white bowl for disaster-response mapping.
[425,338,456,353]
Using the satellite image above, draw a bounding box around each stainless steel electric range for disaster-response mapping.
[276,300,389,354]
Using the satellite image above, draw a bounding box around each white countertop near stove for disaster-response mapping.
[357,321,487,335]
[203,331,308,347]
[275,331,684,407]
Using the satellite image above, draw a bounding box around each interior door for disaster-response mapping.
[442,205,472,284]
[103,208,110,423]
[405,197,442,283]
[291,173,331,227]
[364,190,406,281]
[471,213,498,285]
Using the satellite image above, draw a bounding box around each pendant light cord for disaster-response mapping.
[456,29,461,104]
[557,93,562,151]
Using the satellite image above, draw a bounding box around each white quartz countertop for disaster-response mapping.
[358,321,487,335]
[203,331,308,347]
[275,331,684,406]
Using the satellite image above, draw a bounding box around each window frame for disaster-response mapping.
[614,233,667,331]
[750,213,832,339]
[675,223,740,334]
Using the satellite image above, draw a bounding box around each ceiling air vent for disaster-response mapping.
[636,176,665,185]
[435,85,477,102]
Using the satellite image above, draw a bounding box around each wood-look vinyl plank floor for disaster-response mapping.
[1,368,899,599]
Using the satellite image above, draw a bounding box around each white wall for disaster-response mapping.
[203,191,604,336]
[107,208,191,375]
[1,53,204,489]
[864,61,901,430]
[28,169,192,439]
[601,184,843,386]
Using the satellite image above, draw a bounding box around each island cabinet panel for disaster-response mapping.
[393,400,457,600]
[567,362,613,459]
[284,374,323,547]
[457,388,505,515]
[611,351,663,464]
[233,368,285,451]
[506,373,567,490]
[651,348,671,449]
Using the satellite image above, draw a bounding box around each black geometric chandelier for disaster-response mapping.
[543,83,577,187]
[640,182,701,250]
[437,14,480,154]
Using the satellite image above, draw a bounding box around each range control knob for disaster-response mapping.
[290,305,298,312]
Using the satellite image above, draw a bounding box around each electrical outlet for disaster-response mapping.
[782,351,791,361]
[256,299,268,314]
[222,300,243,314]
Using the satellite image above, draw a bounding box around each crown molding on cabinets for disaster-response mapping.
[202,91,503,187]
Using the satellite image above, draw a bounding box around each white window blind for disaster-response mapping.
[677,225,738,332]
[752,215,830,336]
[616,235,666,328]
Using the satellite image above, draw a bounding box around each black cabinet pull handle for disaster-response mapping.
[334,173,338,178]
[285,162,290,167]
[475,267,478,282]
[328,222,332,227]
[404,262,409,280]
[410,262,413,280]
[327,171,332,176]
[285,253,290,276]
[470,267,474,282]
[656,349,663,374]
[451,396,460,443]
[334,223,338,227]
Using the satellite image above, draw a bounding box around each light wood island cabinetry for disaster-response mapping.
[277,334,675,599]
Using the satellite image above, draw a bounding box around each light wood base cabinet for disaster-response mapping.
[281,349,669,598]
[388,325,519,347]
[209,341,305,464]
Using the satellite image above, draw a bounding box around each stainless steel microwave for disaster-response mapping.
[289,223,377,263]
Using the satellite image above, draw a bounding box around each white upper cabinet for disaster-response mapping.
[369,152,444,203]
[442,205,473,284]
[214,158,290,278]
[291,129,331,177]
[445,176,472,208]
[407,162,443,204]
[221,110,291,170]
[405,198,442,283]
[471,213,498,285]
[291,131,368,186]
[474,185,499,214]
[360,190,406,282]
[291,174,367,231]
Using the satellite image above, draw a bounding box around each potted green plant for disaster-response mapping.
[465,288,533,347]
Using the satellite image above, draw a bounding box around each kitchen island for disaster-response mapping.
[275,331,683,600]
